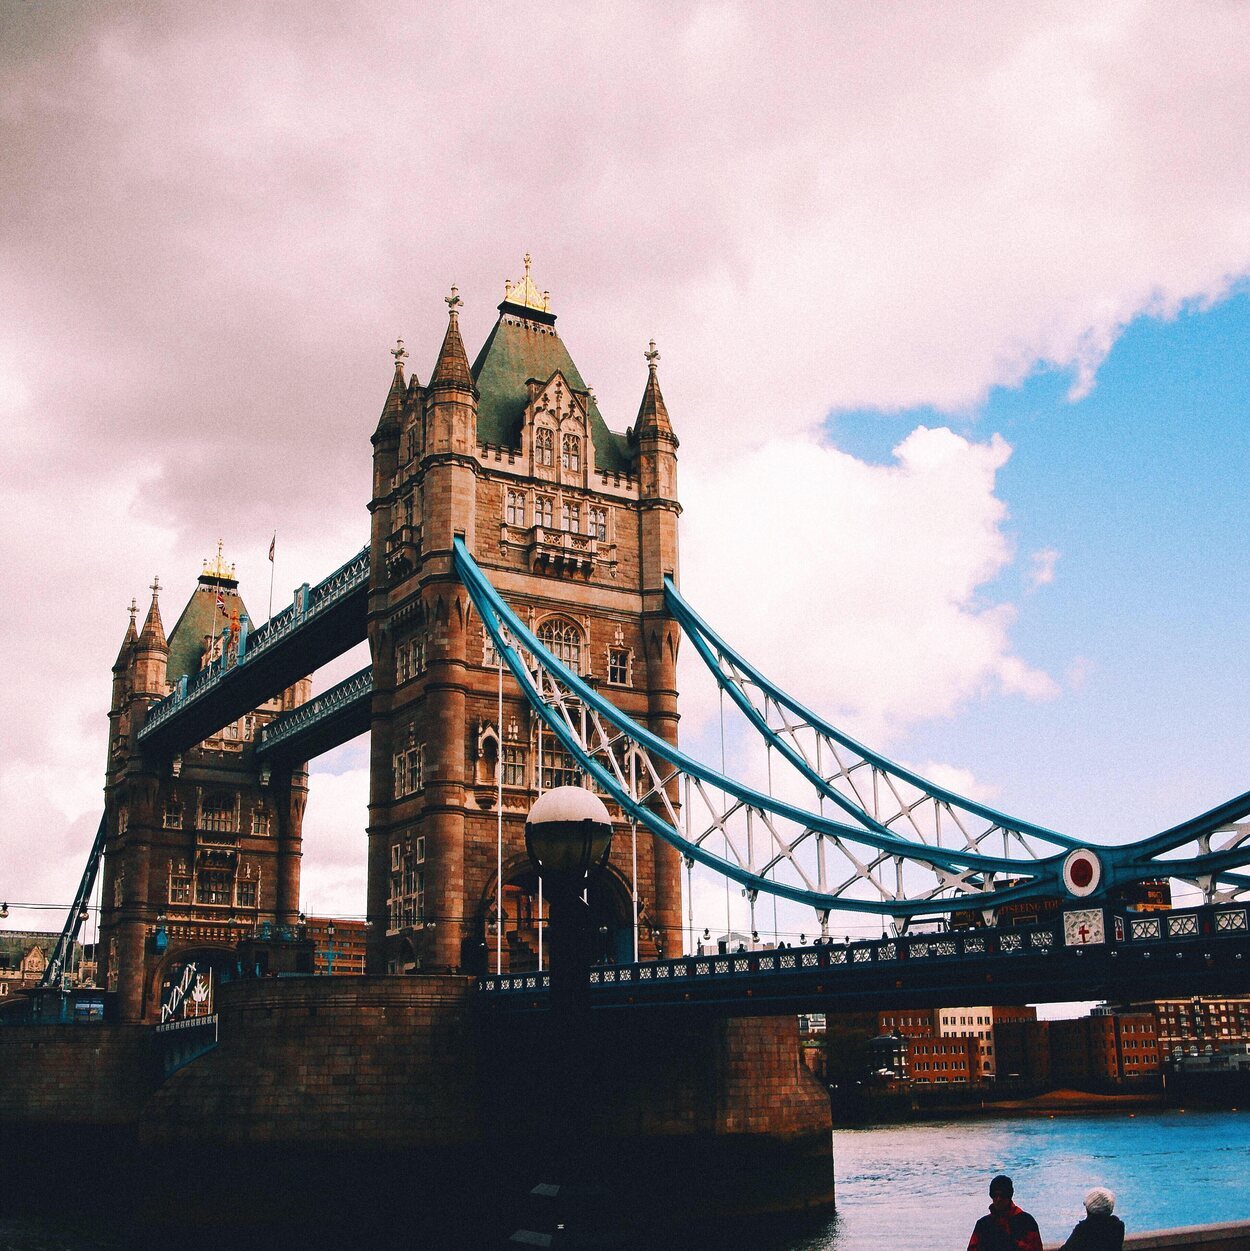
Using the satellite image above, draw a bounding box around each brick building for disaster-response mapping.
[996,1008,1160,1087]
[366,261,682,976]
[305,917,368,976]
[876,1004,1037,1082]
[1143,996,1250,1059]
[102,550,311,1021]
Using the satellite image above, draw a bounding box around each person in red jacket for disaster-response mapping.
[967,1174,1043,1251]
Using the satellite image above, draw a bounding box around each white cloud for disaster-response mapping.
[679,426,1058,751]
[3,0,1250,920]
[1029,547,1061,587]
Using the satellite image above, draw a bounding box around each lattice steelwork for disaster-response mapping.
[663,576,1250,911]
[458,542,1060,921]
[455,539,1250,925]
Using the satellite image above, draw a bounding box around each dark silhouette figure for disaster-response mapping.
[1060,1188,1124,1251]
[968,1174,1043,1251]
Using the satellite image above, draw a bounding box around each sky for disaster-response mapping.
[2,2,1248,972]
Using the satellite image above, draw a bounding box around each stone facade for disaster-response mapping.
[101,553,310,1021]
[365,269,682,977]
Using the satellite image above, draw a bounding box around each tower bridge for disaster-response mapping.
[6,263,1250,1233]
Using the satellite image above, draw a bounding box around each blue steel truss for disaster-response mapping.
[257,665,373,761]
[137,545,369,754]
[453,539,1250,923]
[39,814,106,989]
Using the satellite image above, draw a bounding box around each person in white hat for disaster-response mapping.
[1059,1187,1124,1250]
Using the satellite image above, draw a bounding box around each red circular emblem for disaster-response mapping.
[1069,857,1094,888]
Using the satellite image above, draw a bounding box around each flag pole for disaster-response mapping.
[267,533,276,623]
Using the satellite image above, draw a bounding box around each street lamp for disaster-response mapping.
[524,786,613,1015]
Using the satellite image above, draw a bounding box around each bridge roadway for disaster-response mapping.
[477,902,1250,1016]
[136,546,368,757]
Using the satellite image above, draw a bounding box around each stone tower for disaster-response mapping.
[101,548,310,1021]
[367,261,683,975]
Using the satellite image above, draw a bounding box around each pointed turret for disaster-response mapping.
[424,286,479,465]
[428,287,474,393]
[635,340,676,441]
[114,600,138,671]
[373,339,409,443]
[133,577,169,698]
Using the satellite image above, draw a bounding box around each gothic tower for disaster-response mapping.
[367,260,683,975]
[101,548,311,1021]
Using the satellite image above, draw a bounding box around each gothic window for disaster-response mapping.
[561,434,580,472]
[197,870,233,906]
[405,425,419,462]
[396,634,427,684]
[236,879,258,909]
[201,794,236,834]
[608,648,630,685]
[116,808,129,836]
[113,867,125,908]
[536,495,554,529]
[506,490,526,527]
[482,629,501,669]
[537,618,582,674]
[169,874,192,905]
[542,745,581,790]
[561,500,580,532]
[393,739,425,798]
[535,427,554,466]
[589,506,607,541]
[163,796,183,829]
[403,492,415,528]
[502,744,527,788]
[251,809,270,836]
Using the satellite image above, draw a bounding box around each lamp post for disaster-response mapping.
[522,786,614,1226]
[524,786,613,1015]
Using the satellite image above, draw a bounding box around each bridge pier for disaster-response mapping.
[130,975,834,1229]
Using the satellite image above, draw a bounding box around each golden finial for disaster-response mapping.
[445,285,462,314]
[645,340,660,369]
[391,338,408,368]
[203,540,234,581]
[503,254,550,313]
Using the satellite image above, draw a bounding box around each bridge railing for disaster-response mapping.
[257,665,372,756]
[477,901,1250,997]
[139,545,369,741]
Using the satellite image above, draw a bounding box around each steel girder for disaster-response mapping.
[663,577,1250,909]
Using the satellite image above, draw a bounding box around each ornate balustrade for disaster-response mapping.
[258,666,373,755]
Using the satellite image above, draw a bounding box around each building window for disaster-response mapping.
[197,870,233,906]
[163,798,183,829]
[396,634,427,684]
[536,495,554,528]
[394,741,425,798]
[236,880,258,909]
[542,746,581,790]
[506,490,525,527]
[201,794,236,833]
[535,428,554,466]
[608,648,630,685]
[169,874,192,905]
[502,745,527,788]
[251,809,269,836]
[562,434,580,472]
[561,500,580,532]
[589,507,607,541]
[117,808,129,835]
[538,618,582,674]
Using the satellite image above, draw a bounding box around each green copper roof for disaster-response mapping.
[166,577,252,687]
[470,304,634,475]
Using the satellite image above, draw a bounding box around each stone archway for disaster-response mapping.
[477,855,635,975]
[148,944,236,1022]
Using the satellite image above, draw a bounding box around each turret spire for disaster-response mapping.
[376,338,409,432]
[114,599,139,670]
[137,576,167,652]
[429,285,474,392]
[635,339,675,440]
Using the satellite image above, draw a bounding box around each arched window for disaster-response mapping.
[561,434,580,472]
[537,617,582,674]
[535,428,554,467]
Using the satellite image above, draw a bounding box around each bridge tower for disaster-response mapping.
[101,549,310,1021]
[367,261,683,975]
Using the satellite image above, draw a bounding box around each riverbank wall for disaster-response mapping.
[0,974,834,1241]
[1045,1219,1250,1251]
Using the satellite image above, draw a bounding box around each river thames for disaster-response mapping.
[2,1110,1248,1249]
